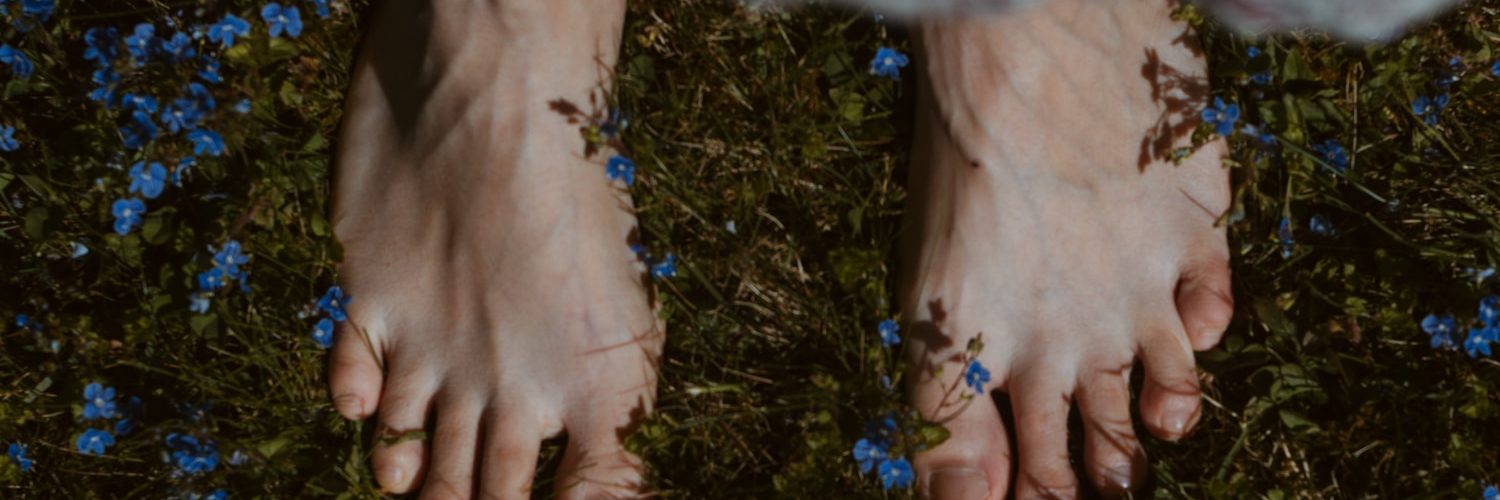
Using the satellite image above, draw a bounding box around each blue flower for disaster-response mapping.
[121,110,159,149]
[599,108,628,139]
[317,286,351,321]
[14,314,30,329]
[1463,328,1492,358]
[198,56,222,84]
[869,46,908,80]
[1412,94,1449,126]
[0,44,35,79]
[198,267,230,291]
[1421,313,1458,349]
[189,129,226,156]
[1247,46,1262,58]
[0,124,17,152]
[83,382,118,420]
[851,438,888,474]
[1481,295,1499,327]
[964,360,990,394]
[125,23,156,65]
[606,155,636,186]
[128,161,168,199]
[76,429,115,456]
[8,443,33,472]
[1485,484,1498,500]
[262,3,304,38]
[878,457,914,489]
[1466,267,1496,283]
[1492,60,1500,78]
[21,0,54,22]
[1312,139,1350,173]
[173,156,196,186]
[1250,71,1271,85]
[114,396,142,436]
[234,98,251,114]
[161,31,196,63]
[213,240,249,275]
[208,14,251,48]
[121,93,159,114]
[189,293,211,313]
[310,0,330,18]
[1308,214,1332,236]
[89,67,120,105]
[189,82,216,111]
[112,198,146,235]
[167,433,220,475]
[70,241,90,258]
[1278,216,1295,258]
[312,318,335,348]
[878,319,900,347]
[162,99,204,133]
[83,27,121,64]
[1201,97,1240,137]
[651,253,678,279]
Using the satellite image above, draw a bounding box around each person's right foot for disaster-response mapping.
[901,0,1235,498]
[328,1,660,498]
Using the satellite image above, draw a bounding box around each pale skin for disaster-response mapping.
[327,0,1231,499]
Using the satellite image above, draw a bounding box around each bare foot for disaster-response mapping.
[901,0,1234,498]
[328,1,659,498]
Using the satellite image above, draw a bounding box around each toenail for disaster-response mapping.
[1160,401,1202,440]
[376,462,406,490]
[930,468,989,499]
[1103,464,1136,492]
[333,394,364,417]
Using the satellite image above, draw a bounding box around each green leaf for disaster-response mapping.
[190,313,220,339]
[23,206,49,240]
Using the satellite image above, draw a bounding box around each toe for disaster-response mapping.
[1075,364,1146,497]
[1136,325,1202,441]
[371,366,437,494]
[909,357,1010,499]
[1009,368,1080,498]
[1176,246,1234,352]
[420,398,482,500]
[328,320,384,420]
[478,411,543,500]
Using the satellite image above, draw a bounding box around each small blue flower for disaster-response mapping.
[1463,328,1492,358]
[1249,71,1271,85]
[878,457,914,489]
[310,0,330,18]
[1247,46,1262,58]
[114,396,142,436]
[1312,139,1350,173]
[198,56,222,84]
[198,267,230,291]
[869,46,908,80]
[70,241,90,258]
[0,125,18,152]
[89,67,120,105]
[651,253,678,279]
[188,129,226,156]
[189,293,211,313]
[262,3,304,38]
[21,0,54,22]
[208,14,251,48]
[963,360,990,394]
[317,286,351,321]
[121,110,159,149]
[0,44,35,79]
[173,156,196,186]
[1484,484,1498,500]
[14,314,29,329]
[111,198,146,235]
[8,443,33,472]
[606,155,636,186]
[1491,60,1500,78]
[160,31,196,63]
[1465,267,1496,283]
[83,382,118,420]
[599,108,628,139]
[1421,313,1458,349]
[851,438,888,474]
[188,82,216,111]
[125,23,156,65]
[1412,93,1449,126]
[234,98,251,114]
[167,433,220,475]
[162,99,204,134]
[128,161,168,199]
[311,318,335,348]
[1201,97,1240,137]
[1308,214,1332,236]
[121,93,159,114]
[1480,295,1498,327]
[76,429,115,456]
[1278,216,1295,258]
[213,240,249,276]
[83,27,121,64]
[878,319,900,347]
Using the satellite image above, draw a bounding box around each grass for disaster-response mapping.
[1,0,1497,498]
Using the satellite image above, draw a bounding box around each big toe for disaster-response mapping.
[910,369,1010,499]
[327,315,384,420]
